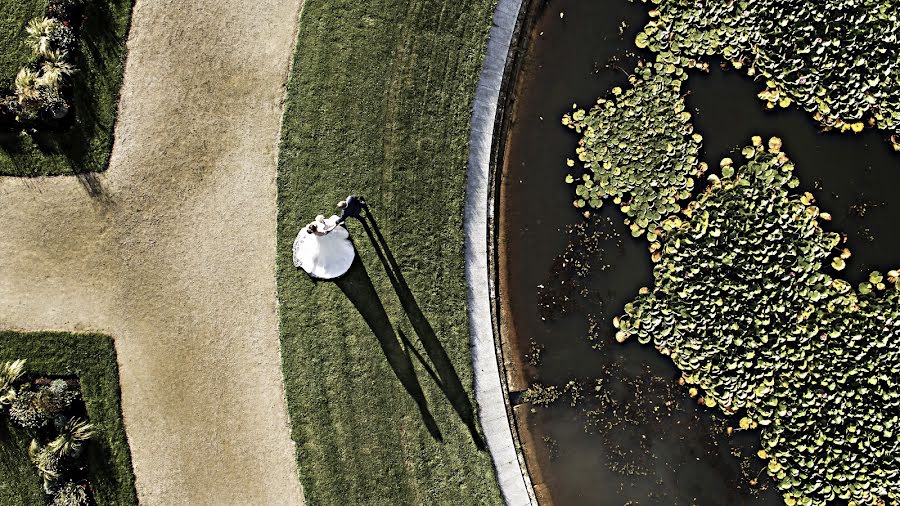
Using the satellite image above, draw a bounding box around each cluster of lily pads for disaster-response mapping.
[635,0,900,149]
[1,0,86,127]
[615,141,900,505]
[562,62,705,237]
[559,1,900,502]
[0,360,95,506]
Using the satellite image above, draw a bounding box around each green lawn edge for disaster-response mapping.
[276,0,504,504]
[0,331,137,506]
[0,0,46,88]
[0,0,134,176]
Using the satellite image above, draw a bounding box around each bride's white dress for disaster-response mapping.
[292,217,355,279]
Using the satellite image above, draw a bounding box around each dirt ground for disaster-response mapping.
[0,0,306,504]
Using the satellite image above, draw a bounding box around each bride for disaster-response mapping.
[292,213,355,280]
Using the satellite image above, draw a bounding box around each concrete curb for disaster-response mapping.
[465,0,536,505]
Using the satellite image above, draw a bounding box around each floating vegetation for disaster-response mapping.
[635,0,900,148]
[617,141,900,505]
[562,64,705,237]
[522,381,584,408]
[542,436,560,461]
[525,337,545,367]
[563,1,900,219]
[859,227,876,242]
[559,2,900,502]
[848,196,886,219]
[521,362,765,489]
[537,217,619,320]
[521,383,562,407]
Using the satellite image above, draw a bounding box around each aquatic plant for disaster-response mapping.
[560,2,900,502]
[616,141,900,505]
[537,217,618,320]
[562,62,704,236]
[635,0,900,148]
[521,383,561,406]
[563,0,900,225]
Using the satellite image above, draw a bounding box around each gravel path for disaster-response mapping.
[0,0,306,504]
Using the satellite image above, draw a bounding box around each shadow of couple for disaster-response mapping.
[332,207,486,450]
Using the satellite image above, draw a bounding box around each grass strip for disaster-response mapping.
[276,0,504,503]
[0,0,45,88]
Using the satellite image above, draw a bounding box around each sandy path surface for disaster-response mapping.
[0,0,306,504]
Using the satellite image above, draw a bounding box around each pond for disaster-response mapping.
[497,0,900,505]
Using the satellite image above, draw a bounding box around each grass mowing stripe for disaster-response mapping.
[277,0,504,503]
[0,331,137,506]
[0,0,45,90]
[0,417,43,504]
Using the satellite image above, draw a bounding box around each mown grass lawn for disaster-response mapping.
[0,0,132,176]
[0,332,136,506]
[0,0,45,89]
[277,0,504,504]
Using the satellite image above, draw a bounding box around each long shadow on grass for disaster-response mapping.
[357,208,487,451]
[335,256,443,442]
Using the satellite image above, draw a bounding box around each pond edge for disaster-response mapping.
[465,0,537,504]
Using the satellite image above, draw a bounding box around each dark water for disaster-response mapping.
[499,0,900,505]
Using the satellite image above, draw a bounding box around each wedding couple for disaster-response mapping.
[292,195,366,280]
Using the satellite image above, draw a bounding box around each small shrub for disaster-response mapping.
[50,481,91,506]
[47,0,85,21]
[47,24,76,54]
[39,51,76,88]
[0,359,98,502]
[47,418,94,461]
[8,381,80,429]
[10,390,51,429]
[27,419,93,492]
[3,1,86,130]
[14,68,40,102]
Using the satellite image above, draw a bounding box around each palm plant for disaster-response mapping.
[28,438,61,489]
[28,419,92,492]
[0,359,26,406]
[47,418,94,459]
[38,51,76,89]
[25,17,60,57]
[0,360,26,394]
[14,67,44,119]
[14,68,40,102]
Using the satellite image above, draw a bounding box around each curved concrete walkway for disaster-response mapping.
[465,0,536,504]
[0,0,305,504]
